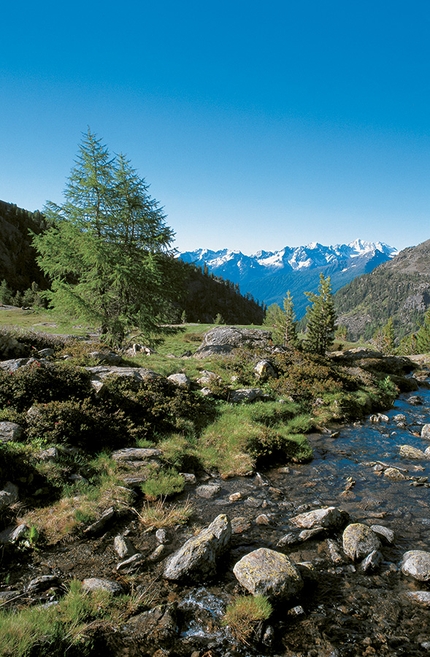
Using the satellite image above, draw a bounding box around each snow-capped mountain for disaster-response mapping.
[179,240,398,318]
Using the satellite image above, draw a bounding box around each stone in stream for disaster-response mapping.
[370,525,395,545]
[26,575,60,594]
[342,523,382,561]
[196,484,221,499]
[421,424,430,440]
[401,550,430,581]
[404,591,430,606]
[233,547,303,600]
[399,445,428,460]
[384,467,407,480]
[360,549,384,572]
[289,506,348,530]
[163,514,231,581]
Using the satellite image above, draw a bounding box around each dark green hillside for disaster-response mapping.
[334,239,430,340]
[0,200,49,291]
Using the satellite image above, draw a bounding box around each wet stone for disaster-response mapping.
[114,534,136,559]
[421,424,430,440]
[289,506,348,530]
[228,492,242,502]
[400,444,428,460]
[299,527,325,542]
[231,517,251,534]
[401,550,430,581]
[156,528,168,544]
[342,523,382,561]
[360,549,383,572]
[370,525,395,545]
[326,538,344,564]
[277,532,300,547]
[233,547,303,600]
[148,545,165,562]
[26,575,60,594]
[384,467,407,480]
[245,496,262,508]
[196,484,221,499]
[404,591,430,606]
[116,553,145,573]
[255,513,271,525]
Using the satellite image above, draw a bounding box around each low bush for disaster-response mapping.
[141,467,185,500]
[222,594,272,644]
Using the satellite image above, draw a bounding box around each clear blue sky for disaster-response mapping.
[1,1,429,253]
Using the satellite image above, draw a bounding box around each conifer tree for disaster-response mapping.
[283,291,299,348]
[33,130,176,345]
[415,308,430,353]
[303,273,336,355]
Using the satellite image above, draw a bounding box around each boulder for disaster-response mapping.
[196,484,221,499]
[384,467,407,480]
[229,388,264,403]
[254,359,277,380]
[82,578,124,595]
[342,523,381,561]
[163,514,231,581]
[400,445,428,460]
[0,482,19,513]
[289,506,348,531]
[85,365,160,383]
[194,327,272,358]
[370,525,395,545]
[401,550,430,581]
[167,373,191,387]
[112,447,162,461]
[0,421,23,443]
[360,549,383,572]
[421,424,430,440]
[233,547,303,600]
[114,535,137,559]
[88,351,123,365]
[404,591,430,606]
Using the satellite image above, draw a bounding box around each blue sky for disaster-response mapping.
[1,1,429,253]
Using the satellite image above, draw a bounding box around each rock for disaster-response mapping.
[404,591,430,606]
[0,421,23,443]
[196,370,221,386]
[277,532,301,547]
[83,507,115,535]
[421,424,430,440]
[360,549,383,572]
[0,357,38,372]
[289,506,348,530]
[194,327,272,358]
[0,482,19,513]
[393,414,407,424]
[229,492,242,502]
[254,359,277,380]
[370,413,389,423]
[114,535,136,559]
[116,553,145,573]
[38,447,59,461]
[384,467,407,480]
[85,365,160,383]
[167,373,191,387]
[37,348,54,358]
[0,523,28,544]
[180,473,196,484]
[370,525,395,545]
[400,445,428,460]
[163,514,232,581]
[120,605,178,651]
[256,513,271,525]
[0,590,21,602]
[229,388,264,403]
[88,351,123,365]
[26,575,59,594]
[231,517,251,534]
[326,539,344,564]
[299,527,325,541]
[156,529,168,544]
[112,447,162,461]
[233,547,303,600]
[196,484,221,499]
[82,578,124,595]
[342,523,382,561]
[401,550,430,581]
[408,395,423,405]
[148,545,165,562]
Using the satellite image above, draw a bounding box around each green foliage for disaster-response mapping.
[32,130,178,346]
[141,467,185,500]
[303,274,336,355]
[415,307,430,353]
[222,595,272,644]
[0,279,13,304]
[0,361,92,412]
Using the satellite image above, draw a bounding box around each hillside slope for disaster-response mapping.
[334,239,430,340]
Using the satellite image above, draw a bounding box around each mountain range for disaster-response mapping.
[179,240,398,318]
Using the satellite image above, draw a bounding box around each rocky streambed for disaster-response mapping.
[2,383,430,656]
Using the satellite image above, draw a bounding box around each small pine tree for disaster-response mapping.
[381,317,395,354]
[180,310,187,324]
[303,274,336,355]
[0,280,13,305]
[415,308,430,353]
[283,291,299,348]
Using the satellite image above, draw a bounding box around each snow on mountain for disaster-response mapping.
[179,240,398,318]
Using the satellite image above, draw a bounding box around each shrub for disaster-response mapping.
[141,467,185,500]
[139,498,193,528]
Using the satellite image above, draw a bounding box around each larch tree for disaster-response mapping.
[32,130,177,345]
[303,273,336,355]
[283,290,299,349]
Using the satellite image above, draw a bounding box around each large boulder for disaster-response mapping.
[163,514,231,581]
[399,445,428,460]
[0,421,23,443]
[289,506,348,531]
[233,547,303,600]
[194,327,272,358]
[342,523,381,561]
[401,550,430,582]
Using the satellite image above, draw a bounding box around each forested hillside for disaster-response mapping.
[334,239,430,340]
[0,200,49,291]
